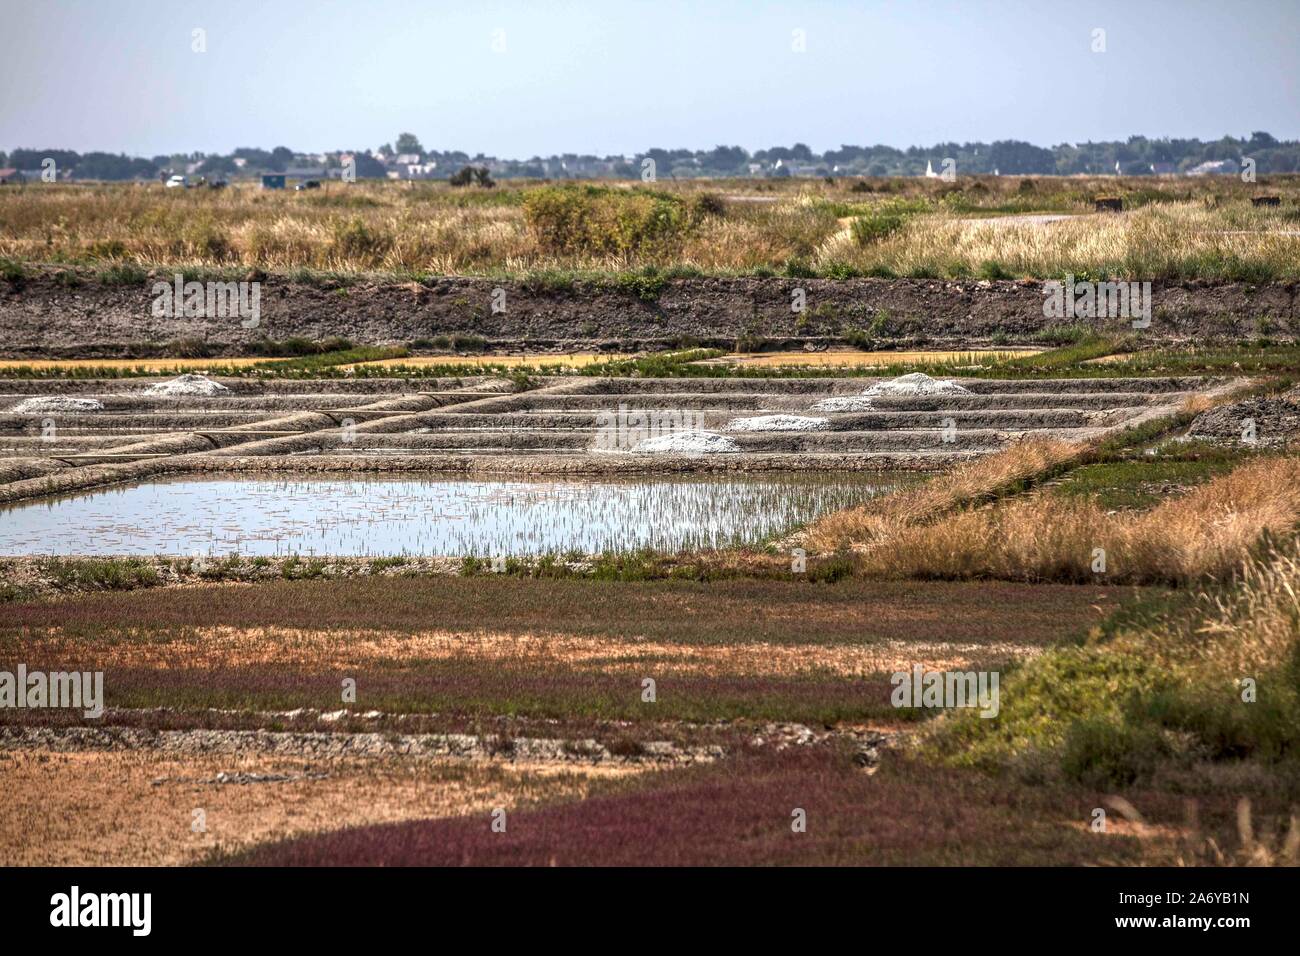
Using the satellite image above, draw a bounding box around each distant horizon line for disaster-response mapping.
[5,130,1298,161]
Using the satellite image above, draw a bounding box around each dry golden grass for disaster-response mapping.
[1167,542,1300,679]
[856,455,1300,584]
[0,357,281,371]
[800,438,1083,552]
[814,204,1300,280]
[2,179,1296,278]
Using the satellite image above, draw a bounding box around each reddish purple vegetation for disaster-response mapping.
[222,749,1144,867]
[0,658,897,724]
[0,576,1119,648]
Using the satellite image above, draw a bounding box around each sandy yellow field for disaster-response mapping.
[0,357,284,371]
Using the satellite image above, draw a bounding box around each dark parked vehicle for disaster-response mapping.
[296,179,321,191]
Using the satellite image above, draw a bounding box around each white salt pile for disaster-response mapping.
[861,372,970,397]
[143,374,230,396]
[10,397,104,413]
[725,414,830,432]
[631,430,740,453]
[811,372,970,411]
[810,396,874,412]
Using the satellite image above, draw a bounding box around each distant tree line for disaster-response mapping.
[2,132,1297,181]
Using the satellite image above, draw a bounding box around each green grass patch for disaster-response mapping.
[33,558,160,593]
[1051,455,1245,510]
[262,345,408,371]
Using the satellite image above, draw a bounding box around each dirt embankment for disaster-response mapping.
[1,267,1296,356]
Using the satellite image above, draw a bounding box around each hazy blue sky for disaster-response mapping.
[1,0,1296,156]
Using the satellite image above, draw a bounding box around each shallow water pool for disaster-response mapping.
[0,473,904,557]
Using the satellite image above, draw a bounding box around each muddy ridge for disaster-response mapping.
[2,267,1295,356]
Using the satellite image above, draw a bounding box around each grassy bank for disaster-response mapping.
[2,175,1297,281]
[853,455,1300,585]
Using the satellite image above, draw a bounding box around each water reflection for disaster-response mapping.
[0,473,904,557]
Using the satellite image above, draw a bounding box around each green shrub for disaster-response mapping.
[1141,683,1300,764]
[783,257,816,279]
[523,185,690,258]
[807,554,856,583]
[40,558,160,592]
[1061,717,1175,788]
[98,263,148,285]
[520,269,577,293]
[821,261,861,279]
[977,260,1013,280]
[1,258,27,282]
[843,311,889,349]
[850,198,929,247]
[614,266,667,301]
[851,209,907,245]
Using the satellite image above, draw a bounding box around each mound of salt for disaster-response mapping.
[812,372,970,411]
[809,396,874,412]
[861,372,970,397]
[726,414,830,432]
[631,430,739,454]
[143,374,230,397]
[10,397,104,413]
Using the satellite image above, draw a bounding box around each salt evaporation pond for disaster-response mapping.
[0,474,906,557]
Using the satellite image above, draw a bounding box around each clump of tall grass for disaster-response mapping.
[856,456,1300,584]
[849,198,926,246]
[800,439,1082,552]
[37,557,160,592]
[329,217,393,267]
[522,185,691,259]
[1179,543,1300,679]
